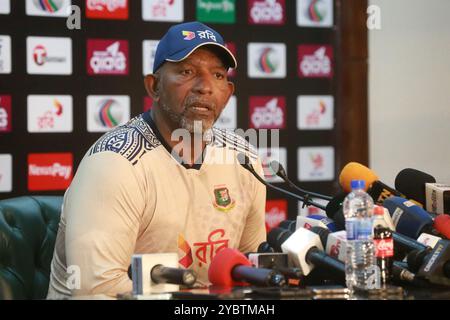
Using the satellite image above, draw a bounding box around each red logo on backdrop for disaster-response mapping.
[225,42,236,78]
[28,153,73,191]
[143,97,153,112]
[265,200,288,232]
[248,0,286,25]
[0,95,12,132]
[86,0,129,20]
[298,45,333,78]
[249,96,286,129]
[87,39,129,75]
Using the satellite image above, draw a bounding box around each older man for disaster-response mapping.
[47,21,266,299]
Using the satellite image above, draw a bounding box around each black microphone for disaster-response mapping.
[127,264,197,287]
[268,227,345,280]
[237,153,326,210]
[267,227,292,252]
[278,220,296,233]
[395,168,436,207]
[268,160,332,201]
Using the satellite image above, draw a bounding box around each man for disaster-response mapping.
[47,21,267,299]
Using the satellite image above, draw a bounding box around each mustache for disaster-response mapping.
[184,97,216,111]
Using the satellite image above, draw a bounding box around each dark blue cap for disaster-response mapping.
[152,21,237,73]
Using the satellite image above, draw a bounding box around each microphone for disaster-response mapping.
[435,214,450,239]
[268,160,332,201]
[276,227,345,279]
[395,168,436,207]
[150,265,197,286]
[425,183,450,214]
[127,264,197,285]
[208,248,286,287]
[297,214,337,232]
[130,253,197,295]
[407,239,450,287]
[339,162,405,205]
[278,220,296,233]
[309,226,427,287]
[267,227,292,252]
[237,153,326,210]
[247,251,304,281]
[383,196,443,239]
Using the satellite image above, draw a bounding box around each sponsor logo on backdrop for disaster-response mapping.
[142,0,184,22]
[28,153,73,191]
[87,95,130,132]
[249,96,286,129]
[143,97,153,112]
[225,42,236,77]
[27,95,73,133]
[27,37,72,75]
[0,35,11,74]
[87,39,129,75]
[298,45,333,78]
[215,96,236,129]
[196,0,236,24]
[248,43,286,78]
[0,154,12,192]
[297,0,333,27]
[258,147,287,183]
[265,199,287,232]
[298,146,334,181]
[26,0,71,17]
[0,95,11,132]
[142,40,159,75]
[248,0,285,25]
[86,0,129,19]
[0,0,10,14]
[297,95,334,130]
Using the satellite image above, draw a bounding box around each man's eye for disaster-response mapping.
[181,69,192,75]
[215,72,225,79]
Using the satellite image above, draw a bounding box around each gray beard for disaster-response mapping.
[159,102,215,134]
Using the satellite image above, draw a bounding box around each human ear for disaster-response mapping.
[144,74,160,100]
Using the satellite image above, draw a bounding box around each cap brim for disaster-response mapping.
[165,42,237,69]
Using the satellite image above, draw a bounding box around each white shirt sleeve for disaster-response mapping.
[63,152,148,297]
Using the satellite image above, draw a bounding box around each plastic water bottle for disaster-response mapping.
[343,179,380,292]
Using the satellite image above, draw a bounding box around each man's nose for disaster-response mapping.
[192,72,213,95]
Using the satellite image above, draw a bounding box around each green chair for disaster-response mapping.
[0,196,63,300]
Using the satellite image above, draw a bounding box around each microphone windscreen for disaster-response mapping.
[267,227,293,252]
[278,219,296,232]
[395,168,436,206]
[383,196,433,239]
[434,214,450,239]
[309,226,331,247]
[339,162,378,193]
[208,248,252,287]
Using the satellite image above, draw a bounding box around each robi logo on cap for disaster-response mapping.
[182,31,196,40]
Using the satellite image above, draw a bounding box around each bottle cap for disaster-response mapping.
[374,206,384,216]
[350,179,365,190]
